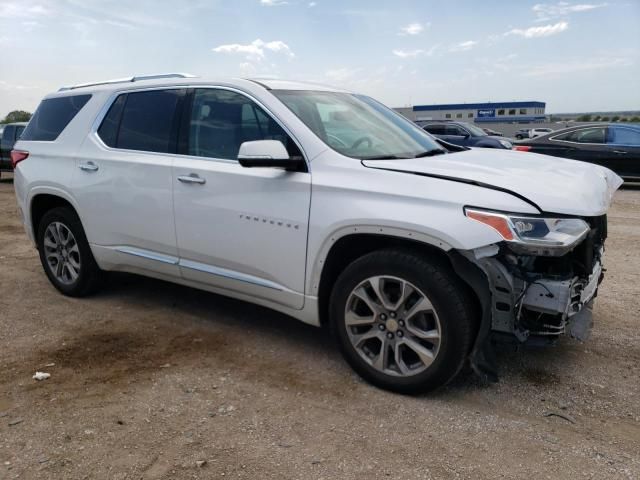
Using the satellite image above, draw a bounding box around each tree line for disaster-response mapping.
[1,110,32,124]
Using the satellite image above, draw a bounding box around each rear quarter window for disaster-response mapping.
[20,94,92,141]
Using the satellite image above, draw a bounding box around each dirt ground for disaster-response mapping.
[1,173,639,480]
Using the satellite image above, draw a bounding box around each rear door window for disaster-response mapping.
[21,94,91,141]
[115,89,185,153]
[554,127,606,144]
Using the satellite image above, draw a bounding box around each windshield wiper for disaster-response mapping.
[360,155,404,160]
[413,149,447,158]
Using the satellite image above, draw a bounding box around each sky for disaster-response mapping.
[0,0,639,117]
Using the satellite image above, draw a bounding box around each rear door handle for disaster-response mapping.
[613,150,628,154]
[177,173,206,185]
[79,161,99,172]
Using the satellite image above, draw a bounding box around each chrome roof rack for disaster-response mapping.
[58,73,197,92]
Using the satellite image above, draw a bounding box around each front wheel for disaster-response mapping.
[330,249,476,394]
[37,207,103,297]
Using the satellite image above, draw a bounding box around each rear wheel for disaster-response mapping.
[330,249,476,394]
[37,207,103,296]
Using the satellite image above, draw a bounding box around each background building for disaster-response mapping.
[395,101,546,124]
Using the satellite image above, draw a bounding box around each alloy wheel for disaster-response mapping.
[344,275,442,377]
[43,221,81,285]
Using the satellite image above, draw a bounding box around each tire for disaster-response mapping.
[36,206,103,297]
[330,249,476,394]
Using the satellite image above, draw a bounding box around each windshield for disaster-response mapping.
[458,122,487,137]
[272,90,442,159]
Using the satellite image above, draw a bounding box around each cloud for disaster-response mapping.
[308,1,317,6]
[260,0,288,5]
[0,2,49,18]
[392,49,424,58]
[449,40,478,52]
[522,57,632,76]
[399,22,426,35]
[213,39,294,61]
[533,2,608,21]
[506,21,568,38]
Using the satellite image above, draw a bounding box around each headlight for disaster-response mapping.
[499,139,512,149]
[465,208,590,256]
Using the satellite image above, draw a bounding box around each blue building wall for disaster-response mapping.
[412,101,546,123]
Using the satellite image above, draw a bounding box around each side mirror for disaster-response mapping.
[237,140,305,171]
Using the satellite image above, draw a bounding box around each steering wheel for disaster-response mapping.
[351,136,373,150]
[327,134,348,148]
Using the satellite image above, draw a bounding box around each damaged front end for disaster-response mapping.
[450,210,608,381]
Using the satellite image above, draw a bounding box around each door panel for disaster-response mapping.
[73,142,179,275]
[607,126,640,178]
[173,158,310,307]
[172,87,311,309]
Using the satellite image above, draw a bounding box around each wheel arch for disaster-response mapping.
[29,189,80,240]
[313,229,458,328]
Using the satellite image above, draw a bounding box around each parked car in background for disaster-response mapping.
[529,128,553,138]
[422,121,512,149]
[513,124,640,183]
[13,74,622,393]
[514,128,531,140]
[482,127,503,137]
[0,122,28,179]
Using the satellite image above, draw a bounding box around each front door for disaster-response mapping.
[172,88,311,309]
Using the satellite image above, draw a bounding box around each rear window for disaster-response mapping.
[21,94,91,141]
[97,89,184,153]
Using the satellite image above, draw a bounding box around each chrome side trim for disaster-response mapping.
[114,246,179,265]
[179,259,284,291]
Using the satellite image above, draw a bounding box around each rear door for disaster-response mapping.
[606,126,640,180]
[72,88,184,276]
[0,125,15,170]
[172,87,311,309]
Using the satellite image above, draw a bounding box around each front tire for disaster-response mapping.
[330,249,476,394]
[37,207,103,297]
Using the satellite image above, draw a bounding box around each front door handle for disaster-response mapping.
[79,161,99,172]
[613,150,627,155]
[177,173,206,185]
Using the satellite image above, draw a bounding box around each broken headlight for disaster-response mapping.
[465,208,590,256]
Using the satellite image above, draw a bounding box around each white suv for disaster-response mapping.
[13,74,622,393]
[529,127,553,138]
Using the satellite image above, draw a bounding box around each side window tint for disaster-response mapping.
[117,89,184,153]
[558,128,606,144]
[608,127,640,146]
[97,94,126,147]
[2,126,15,141]
[445,125,464,136]
[16,126,25,139]
[424,125,444,135]
[21,94,91,141]
[188,89,301,160]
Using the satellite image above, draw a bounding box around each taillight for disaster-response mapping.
[10,150,29,168]
[512,146,532,152]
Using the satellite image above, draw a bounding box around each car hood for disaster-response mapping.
[362,149,623,216]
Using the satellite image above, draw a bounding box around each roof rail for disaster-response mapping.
[58,73,197,92]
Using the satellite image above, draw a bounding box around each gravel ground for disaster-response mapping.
[1,174,639,479]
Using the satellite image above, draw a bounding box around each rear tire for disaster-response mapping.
[330,249,476,394]
[37,207,103,297]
